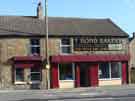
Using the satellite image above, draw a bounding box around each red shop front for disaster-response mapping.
[12,56,42,87]
[50,54,129,88]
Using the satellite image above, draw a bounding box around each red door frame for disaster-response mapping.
[75,64,80,87]
[122,62,127,84]
[88,64,99,87]
[51,63,59,88]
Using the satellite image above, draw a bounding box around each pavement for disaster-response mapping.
[0,84,135,101]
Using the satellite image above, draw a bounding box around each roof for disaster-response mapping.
[0,16,128,37]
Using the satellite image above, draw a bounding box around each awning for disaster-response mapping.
[14,63,34,68]
[13,56,42,61]
[12,56,42,68]
[51,54,129,63]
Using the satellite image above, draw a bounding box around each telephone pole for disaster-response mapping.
[45,0,50,89]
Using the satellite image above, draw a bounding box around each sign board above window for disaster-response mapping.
[73,37,123,51]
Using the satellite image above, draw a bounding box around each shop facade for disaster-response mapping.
[50,37,129,88]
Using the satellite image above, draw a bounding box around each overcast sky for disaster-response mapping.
[0,0,135,36]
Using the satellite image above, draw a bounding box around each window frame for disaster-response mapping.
[110,62,122,79]
[30,68,41,83]
[99,62,122,80]
[60,38,72,54]
[58,63,75,81]
[14,68,26,84]
[30,39,40,56]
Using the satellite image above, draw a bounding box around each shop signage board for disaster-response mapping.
[74,37,123,51]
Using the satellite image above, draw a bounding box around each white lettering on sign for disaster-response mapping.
[108,44,122,50]
[74,37,123,51]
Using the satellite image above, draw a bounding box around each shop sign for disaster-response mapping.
[74,37,123,51]
[108,44,122,50]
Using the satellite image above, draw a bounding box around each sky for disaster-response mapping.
[0,0,135,36]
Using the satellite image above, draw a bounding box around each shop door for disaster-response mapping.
[80,63,89,87]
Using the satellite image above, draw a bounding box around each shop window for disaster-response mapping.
[59,64,73,80]
[30,39,40,56]
[15,68,24,82]
[60,38,71,54]
[111,62,121,78]
[99,63,110,79]
[30,68,41,81]
[99,62,121,79]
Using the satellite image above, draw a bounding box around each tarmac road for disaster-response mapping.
[16,97,135,101]
[0,85,135,101]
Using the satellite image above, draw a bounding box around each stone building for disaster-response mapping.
[0,2,129,89]
[129,32,135,83]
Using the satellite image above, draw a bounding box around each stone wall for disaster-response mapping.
[0,38,29,89]
[40,38,60,58]
[0,37,129,89]
[129,38,135,83]
[40,37,129,56]
[0,38,29,63]
[129,38,135,68]
[0,64,12,89]
[0,38,52,89]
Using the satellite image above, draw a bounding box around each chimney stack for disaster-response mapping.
[37,0,44,20]
[133,32,135,38]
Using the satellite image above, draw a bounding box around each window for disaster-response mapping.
[99,63,110,79]
[59,64,73,80]
[30,39,40,56]
[99,62,121,79]
[111,62,121,78]
[30,68,41,81]
[15,68,24,82]
[60,38,71,54]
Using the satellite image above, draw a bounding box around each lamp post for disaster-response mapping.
[45,0,50,89]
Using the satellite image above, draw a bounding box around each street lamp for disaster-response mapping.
[45,0,50,89]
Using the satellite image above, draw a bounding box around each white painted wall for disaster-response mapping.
[59,80,74,88]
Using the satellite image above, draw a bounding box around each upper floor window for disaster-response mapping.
[30,39,40,56]
[60,38,71,54]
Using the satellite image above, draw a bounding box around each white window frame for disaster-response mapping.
[60,38,72,55]
[30,68,41,84]
[30,39,40,56]
[99,62,122,80]
[58,63,75,81]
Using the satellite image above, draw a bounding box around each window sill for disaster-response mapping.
[99,78,121,81]
[29,81,41,84]
[59,53,72,55]
[14,82,27,85]
[59,80,74,82]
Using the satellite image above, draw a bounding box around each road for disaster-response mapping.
[0,85,135,101]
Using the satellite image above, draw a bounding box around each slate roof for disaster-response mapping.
[0,16,128,37]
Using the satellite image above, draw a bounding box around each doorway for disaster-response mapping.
[79,63,90,87]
